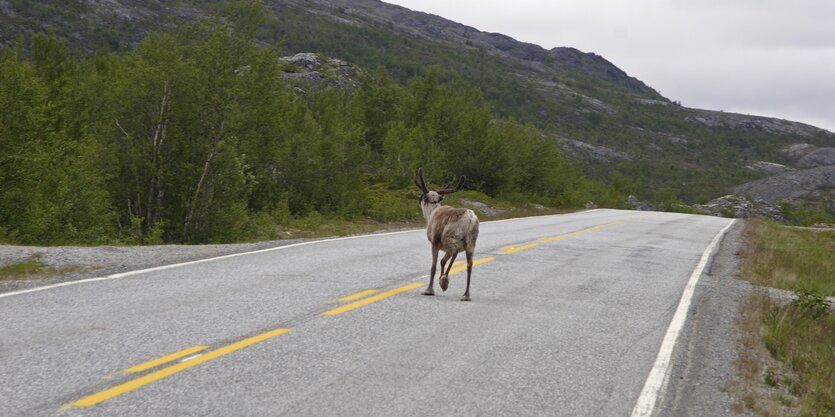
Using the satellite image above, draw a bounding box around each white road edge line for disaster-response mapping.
[630,218,737,417]
[0,212,599,300]
[0,229,420,300]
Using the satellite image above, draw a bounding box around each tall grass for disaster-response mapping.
[0,255,46,280]
[736,220,835,417]
[741,219,835,296]
[738,293,835,417]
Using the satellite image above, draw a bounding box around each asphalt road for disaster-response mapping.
[0,209,734,417]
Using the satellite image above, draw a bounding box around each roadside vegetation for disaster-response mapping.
[0,254,87,280]
[780,201,835,227]
[742,220,835,295]
[0,3,633,246]
[0,255,47,280]
[735,219,834,417]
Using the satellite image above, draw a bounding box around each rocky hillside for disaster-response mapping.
[2,0,835,204]
[734,165,835,205]
[732,143,835,205]
[284,0,660,96]
[692,142,835,222]
[784,143,835,168]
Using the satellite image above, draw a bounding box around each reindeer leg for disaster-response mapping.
[439,251,451,276]
[438,251,453,292]
[423,247,439,296]
[440,251,458,292]
[443,252,458,276]
[461,250,473,301]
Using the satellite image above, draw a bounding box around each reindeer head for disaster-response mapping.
[413,167,465,220]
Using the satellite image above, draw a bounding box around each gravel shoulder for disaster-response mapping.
[657,219,755,417]
[0,238,313,295]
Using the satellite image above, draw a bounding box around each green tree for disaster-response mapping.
[0,41,114,244]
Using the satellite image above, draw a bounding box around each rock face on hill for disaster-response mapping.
[745,161,792,175]
[733,165,835,204]
[684,110,832,139]
[734,142,835,208]
[560,139,633,163]
[720,142,835,213]
[694,195,784,222]
[278,52,361,89]
[783,143,835,168]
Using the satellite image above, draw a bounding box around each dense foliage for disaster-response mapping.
[0,16,616,245]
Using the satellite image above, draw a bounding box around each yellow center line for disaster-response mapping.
[323,282,424,316]
[68,218,628,408]
[446,257,496,275]
[67,328,291,408]
[124,345,209,374]
[324,257,496,316]
[338,289,380,302]
[537,220,624,245]
[499,243,539,255]
[539,229,586,243]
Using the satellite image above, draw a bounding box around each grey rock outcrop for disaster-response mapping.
[279,52,360,88]
[579,94,617,115]
[694,195,784,222]
[560,139,632,164]
[684,110,832,138]
[733,165,835,204]
[783,143,835,168]
[627,195,651,211]
[459,198,503,216]
[279,52,321,69]
[636,98,671,106]
[744,161,792,175]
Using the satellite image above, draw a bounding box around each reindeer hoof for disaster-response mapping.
[460,295,471,302]
[439,276,449,292]
[422,288,435,296]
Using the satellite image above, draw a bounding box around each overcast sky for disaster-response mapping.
[386,0,835,133]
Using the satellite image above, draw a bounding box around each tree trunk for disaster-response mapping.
[146,81,170,228]
[183,117,225,240]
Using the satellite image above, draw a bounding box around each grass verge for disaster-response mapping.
[0,254,89,281]
[734,220,835,417]
[740,219,835,296]
[0,255,47,280]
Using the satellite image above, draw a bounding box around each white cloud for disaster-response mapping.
[386,0,835,132]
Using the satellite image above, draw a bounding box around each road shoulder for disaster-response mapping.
[657,219,755,417]
[0,239,312,295]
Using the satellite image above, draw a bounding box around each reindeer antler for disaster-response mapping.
[437,175,466,195]
[413,167,429,194]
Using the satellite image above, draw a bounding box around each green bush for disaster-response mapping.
[791,288,829,320]
[365,184,419,222]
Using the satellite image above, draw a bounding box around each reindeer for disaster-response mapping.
[413,168,480,301]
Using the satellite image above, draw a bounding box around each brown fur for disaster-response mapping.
[426,206,479,256]
[414,168,479,301]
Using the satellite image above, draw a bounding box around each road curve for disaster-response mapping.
[0,209,733,417]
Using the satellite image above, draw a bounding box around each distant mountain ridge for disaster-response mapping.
[287,0,659,96]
